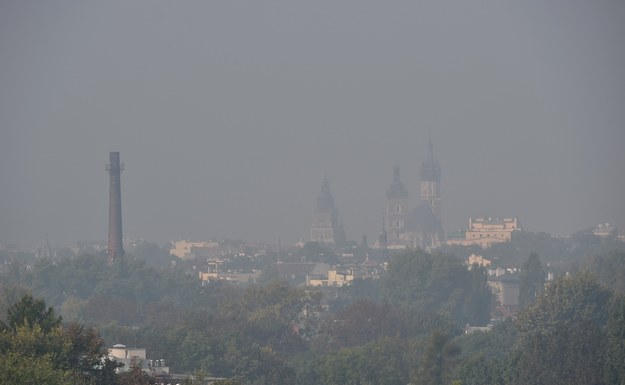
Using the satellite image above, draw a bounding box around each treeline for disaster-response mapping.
[442,228,625,269]
[1,249,625,384]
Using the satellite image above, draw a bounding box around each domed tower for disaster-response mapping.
[420,134,441,226]
[385,165,410,246]
[310,176,339,244]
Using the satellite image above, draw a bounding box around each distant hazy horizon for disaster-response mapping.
[1,1,624,248]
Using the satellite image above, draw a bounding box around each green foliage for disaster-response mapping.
[584,250,625,295]
[0,352,70,385]
[223,281,315,352]
[0,296,118,385]
[317,336,411,385]
[515,272,612,334]
[4,294,62,333]
[413,330,460,385]
[452,353,499,385]
[315,300,412,351]
[512,273,614,385]
[454,319,516,362]
[117,361,155,385]
[219,341,295,385]
[604,296,625,385]
[453,273,625,385]
[5,246,625,384]
[0,286,30,326]
[518,253,545,308]
[469,229,625,268]
[383,250,491,327]
[129,242,175,270]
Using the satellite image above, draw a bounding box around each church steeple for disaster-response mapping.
[421,131,441,181]
[316,174,335,212]
[311,175,341,245]
[385,165,411,246]
[420,132,442,225]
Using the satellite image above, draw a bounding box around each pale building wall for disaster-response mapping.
[447,217,519,248]
[306,269,354,287]
[311,212,335,244]
[170,240,219,259]
[306,277,326,287]
[385,198,411,246]
[109,346,147,360]
[467,254,491,267]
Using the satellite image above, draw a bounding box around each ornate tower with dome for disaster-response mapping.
[383,134,444,251]
[385,165,411,247]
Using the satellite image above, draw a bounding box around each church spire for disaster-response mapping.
[420,131,440,181]
[420,131,442,227]
[311,175,340,245]
[316,174,334,212]
[428,129,434,167]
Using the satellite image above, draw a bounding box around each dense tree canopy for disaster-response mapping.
[518,253,545,308]
[1,243,625,384]
[383,250,491,327]
[512,273,614,385]
[0,294,119,385]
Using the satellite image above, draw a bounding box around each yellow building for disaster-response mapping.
[169,240,219,259]
[467,254,491,267]
[447,217,519,248]
[306,268,354,287]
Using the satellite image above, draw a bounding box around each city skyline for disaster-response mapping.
[1,1,624,247]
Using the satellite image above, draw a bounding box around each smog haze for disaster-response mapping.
[1,0,624,247]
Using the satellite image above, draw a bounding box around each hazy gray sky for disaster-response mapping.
[1,1,624,248]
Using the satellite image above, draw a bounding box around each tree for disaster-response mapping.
[512,273,613,385]
[3,293,62,332]
[383,250,491,327]
[64,322,121,385]
[315,300,411,350]
[0,352,69,385]
[452,353,499,385]
[413,330,460,385]
[317,336,411,385]
[452,319,517,384]
[117,361,155,385]
[518,253,544,308]
[463,265,492,326]
[585,250,625,295]
[0,296,118,385]
[604,296,625,385]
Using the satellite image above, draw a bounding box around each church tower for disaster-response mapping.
[385,165,410,246]
[310,176,339,245]
[420,134,442,225]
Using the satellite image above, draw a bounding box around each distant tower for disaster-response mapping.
[106,152,124,263]
[385,165,410,245]
[420,133,441,225]
[310,175,339,245]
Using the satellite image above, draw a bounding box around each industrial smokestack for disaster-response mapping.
[106,152,124,263]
